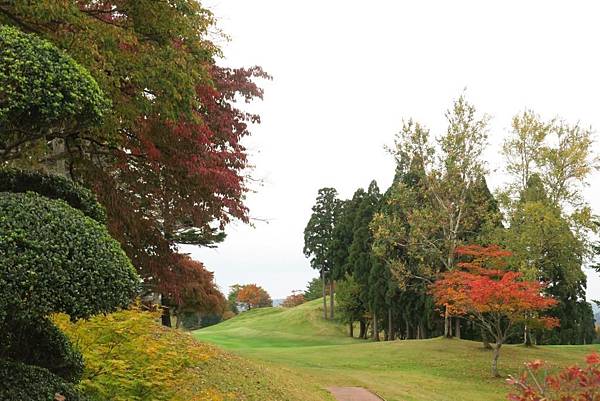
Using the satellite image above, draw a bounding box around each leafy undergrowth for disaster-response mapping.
[55,308,330,401]
[195,298,600,401]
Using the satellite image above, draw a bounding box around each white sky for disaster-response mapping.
[182,0,600,300]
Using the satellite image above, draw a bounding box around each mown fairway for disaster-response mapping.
[195,298,600,401]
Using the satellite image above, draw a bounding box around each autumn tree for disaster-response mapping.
[431,245,558,377]
[236,284,272,310]
[304,187,340,319]
[388,96,490,338]
[0,2,270,312]
[282,291,305,308]
[170,256,226,329]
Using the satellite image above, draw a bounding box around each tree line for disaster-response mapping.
[304,96,599,346]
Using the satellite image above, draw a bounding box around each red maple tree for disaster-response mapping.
[431,245,559,376]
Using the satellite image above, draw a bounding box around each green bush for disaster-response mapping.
[0,25,109,137]
[0,168,106,223]
[1,318,84,383]
[0,359,89,401]
[0,191,140,324]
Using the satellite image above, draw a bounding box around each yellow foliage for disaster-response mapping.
[53,307,224,401]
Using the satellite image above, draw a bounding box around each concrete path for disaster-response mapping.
[327,387,383,401]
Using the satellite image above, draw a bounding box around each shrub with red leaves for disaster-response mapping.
[507,353,600,401]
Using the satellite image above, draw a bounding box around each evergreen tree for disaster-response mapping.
[304,187,339,319]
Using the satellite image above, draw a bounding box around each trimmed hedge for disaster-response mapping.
[0,25,109,136]
[0,359,89,401]
[0,191,140,324]
[0,168,106,223]
[1,318,84,383]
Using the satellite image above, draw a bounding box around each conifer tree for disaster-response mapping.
[304,187,339,319]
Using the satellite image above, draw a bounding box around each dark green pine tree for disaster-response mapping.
[304,187,339,319]
[348,180,381,339]
[330,190,365,282]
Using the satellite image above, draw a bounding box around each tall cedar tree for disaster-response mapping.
[304,187,339,319]
[0,3,270,305]
[348,181,381,338]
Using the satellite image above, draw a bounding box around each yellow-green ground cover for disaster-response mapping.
[195,298,600,401]
[56,308,330,401]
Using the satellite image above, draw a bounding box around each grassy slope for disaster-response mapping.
[195,298,600,401]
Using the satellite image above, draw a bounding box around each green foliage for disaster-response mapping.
[336,276,365,325]
[0,25,109,161]
[303,277,324,301]
[0,359,89,401]
[1,318,83,383]
[0,168,107,223]
[0,191,139,324]
[303,187,340,277]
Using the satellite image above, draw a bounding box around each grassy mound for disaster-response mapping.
[195,298,600,401]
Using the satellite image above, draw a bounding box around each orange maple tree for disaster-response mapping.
[236,284,272,310]
[431,245,559,376]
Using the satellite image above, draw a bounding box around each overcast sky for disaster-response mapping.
[182,0,600,300]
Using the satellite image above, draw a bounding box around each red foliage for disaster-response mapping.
[431,245,558,323]
[431,244,558,376]
[236,284,272,309]
[507,353,600,400]
[86,65,270,299]
[282,292,305,308]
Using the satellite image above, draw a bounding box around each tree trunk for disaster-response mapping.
[321,268,327,319]
[372,310,380,341]
[388,309,394,341]
[444,307,451,338]
[175,308,182,329]
[329,280,335,319]
[455,317,461,339]
[523,324,532,346]
[405,315,410,339]
[420,321,426,339]
[359,320,366,339]
[161,305,172,327]
[349,321,354,338]
[492,343,502,377]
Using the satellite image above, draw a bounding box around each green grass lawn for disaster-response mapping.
[194,298,599,401]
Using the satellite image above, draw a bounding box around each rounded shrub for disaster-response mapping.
[0,25,109,136]
[0,168,107,223]
[1,318,84,383]
[0,191,140,324]
[0,359,89,401]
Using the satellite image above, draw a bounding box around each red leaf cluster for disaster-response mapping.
[282,293,305,308]
[508,353,600,401]
[431,245,558,325]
